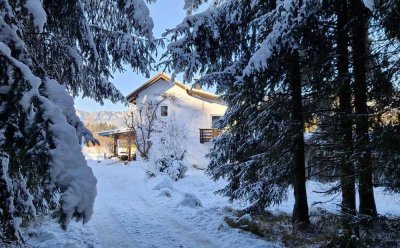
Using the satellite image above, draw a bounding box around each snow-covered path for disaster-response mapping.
[26,159,400,248]
[89,160,274,248]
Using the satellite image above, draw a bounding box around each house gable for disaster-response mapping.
[126,72,220,104]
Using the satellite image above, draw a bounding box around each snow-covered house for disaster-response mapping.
[126,72,227,168]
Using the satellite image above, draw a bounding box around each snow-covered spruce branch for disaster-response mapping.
[0,0,159,243]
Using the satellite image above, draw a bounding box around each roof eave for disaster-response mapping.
[125,72,224,104]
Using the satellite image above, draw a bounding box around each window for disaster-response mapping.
[161,106,168,116]
[211,115,222,128]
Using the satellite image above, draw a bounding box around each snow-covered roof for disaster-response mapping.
[98,128,133,137]
[126,72,221,103]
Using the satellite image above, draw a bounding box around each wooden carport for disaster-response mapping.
[98,128,136,160]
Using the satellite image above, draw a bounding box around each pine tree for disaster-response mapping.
[303,1,360,243]
[163,0,400,233]
[349,0,377,217]
[0,0,158,243]
[310,0,400,220]
[288,50,309,224]
[161,0,334,225]
[372,0,400,194]
[335,0,357,217]
[375,0,400,40]
[305,0,358,230]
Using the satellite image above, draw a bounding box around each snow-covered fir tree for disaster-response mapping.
[161,0,400,230]
[161,0,333,225]
[309,0,400,220]
[0,0,158,244]
[366,0,400,195]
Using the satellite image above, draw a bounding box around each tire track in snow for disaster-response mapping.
[92,164,217,248]
[133,193,216,247]
[90,201,139,248]
[91,168,140,248]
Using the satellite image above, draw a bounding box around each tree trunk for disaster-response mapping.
[337,0,356,216]
[337,2,358,245]
[0,153,19,243]
[350,0,377,217]
[288,51,310,225]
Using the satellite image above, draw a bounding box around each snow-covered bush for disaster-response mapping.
[146,158,188,181]
[179,193,203,208]
[145,114,189,180]
[158,114,189,160]
[152,176,173,190]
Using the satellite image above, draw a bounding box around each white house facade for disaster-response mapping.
[126,72,227,168]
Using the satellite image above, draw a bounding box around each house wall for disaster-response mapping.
[134,79,227,168]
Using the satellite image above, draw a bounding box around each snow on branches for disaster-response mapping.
[0,0,158,243]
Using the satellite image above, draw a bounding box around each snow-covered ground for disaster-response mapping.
[26,159,277,247]
[26,159,400,248]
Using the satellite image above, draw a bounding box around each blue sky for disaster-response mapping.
[75,0,188,112]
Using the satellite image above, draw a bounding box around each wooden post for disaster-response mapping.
[113,135,117,157]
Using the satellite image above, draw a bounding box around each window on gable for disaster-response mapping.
[211,115,222,128]
[161,106,168,116]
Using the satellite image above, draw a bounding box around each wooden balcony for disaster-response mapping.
[199,128,222,144]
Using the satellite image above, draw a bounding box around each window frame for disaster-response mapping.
[161,105,168,117]
[211,115,222,128]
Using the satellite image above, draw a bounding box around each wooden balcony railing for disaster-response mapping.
[200,128,222,144]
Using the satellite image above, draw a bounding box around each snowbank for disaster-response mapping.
[25,159,400,248]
